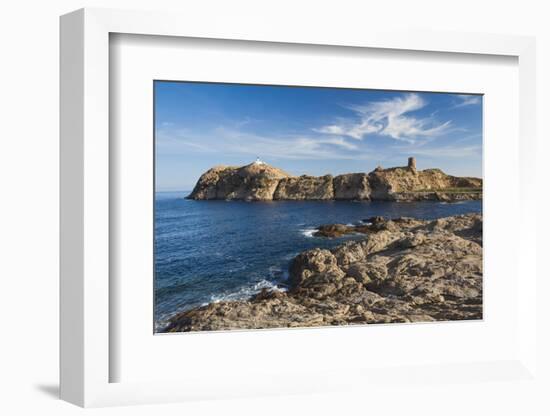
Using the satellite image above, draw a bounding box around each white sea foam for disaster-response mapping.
[300,228,317,238]
[208,279,287,304]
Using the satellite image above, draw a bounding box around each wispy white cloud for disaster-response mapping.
[454,95,482,108]
[156,93,480,166]
[315,93,451,143]
[156,126,371,161]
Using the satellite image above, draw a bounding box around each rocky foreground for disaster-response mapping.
[187,158,482,202]
[163,213,482,332]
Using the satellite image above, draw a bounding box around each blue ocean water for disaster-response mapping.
[154,192,482,328]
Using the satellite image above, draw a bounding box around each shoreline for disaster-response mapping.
[185,192,483,203]
[161,213,483,333]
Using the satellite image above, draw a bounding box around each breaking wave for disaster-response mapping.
[300,228,317,238]
[205,279,287,305]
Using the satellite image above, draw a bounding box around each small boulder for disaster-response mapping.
[313,224,352,238]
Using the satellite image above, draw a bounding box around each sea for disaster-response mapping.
[154,191,482,329]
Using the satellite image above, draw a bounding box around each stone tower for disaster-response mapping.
[408,157,416,171]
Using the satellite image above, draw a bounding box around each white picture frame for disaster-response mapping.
[60,7,537,407]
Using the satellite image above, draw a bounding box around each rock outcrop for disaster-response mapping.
[274,175,334,200]
[163,214,483,332]
[188,162,290,201]
[187,159,482,201]
[333,173,371,200]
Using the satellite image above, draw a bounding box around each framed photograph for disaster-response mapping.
[60,8,538,407]
[153,81,484,334]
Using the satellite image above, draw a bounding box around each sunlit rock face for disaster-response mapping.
[187,159,482,201]
[163,214,483,332]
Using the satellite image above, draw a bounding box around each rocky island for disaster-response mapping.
[187,157,482,202]
[163,213,482,332]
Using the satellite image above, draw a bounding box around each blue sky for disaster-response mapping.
[155,81,482,191]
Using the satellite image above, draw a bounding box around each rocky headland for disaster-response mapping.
[163,213,482,332]
[186,157,482,202]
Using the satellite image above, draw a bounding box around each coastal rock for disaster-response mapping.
[367,166,482,201]
[163,213,483,332]
[187,162,290,201]
[312,216,423,238]
[393,191,482,202]
[187,159,482,201]
[333,173,370,200]
[313,224,354,238]
[288,248,344,291]
[273,175,334,200]
[363,216,386,224]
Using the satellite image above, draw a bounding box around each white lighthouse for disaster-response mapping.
[253,156,265,165]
